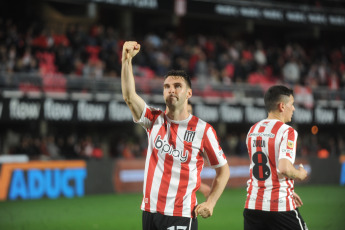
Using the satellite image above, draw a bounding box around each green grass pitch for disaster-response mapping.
[0,185,344,230]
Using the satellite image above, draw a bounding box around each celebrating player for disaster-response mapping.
[243,85,308,230]
[121,41,230,230]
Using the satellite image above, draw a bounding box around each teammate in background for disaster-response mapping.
[243,85,308,230]
[187,102,212,199]
[121,41,230,230]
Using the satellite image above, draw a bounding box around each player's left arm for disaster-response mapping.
[278,128,307,181]
[278,159,307,181]
[195,163,230,218]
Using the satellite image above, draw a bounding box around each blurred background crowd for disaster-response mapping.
[1,0,345,162]
[1,18,345,91]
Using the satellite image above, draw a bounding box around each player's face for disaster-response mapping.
[163,76,191,109]
[283,95,295,123]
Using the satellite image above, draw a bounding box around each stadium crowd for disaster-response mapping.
[1,18,345,160]
[1,19,345,92]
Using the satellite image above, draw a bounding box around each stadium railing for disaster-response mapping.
[0,72,344,104]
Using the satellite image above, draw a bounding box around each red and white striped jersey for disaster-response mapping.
[136,104,227,218]
[245,119,298,212]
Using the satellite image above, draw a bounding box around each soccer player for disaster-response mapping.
[121,41,230,230]
[243,85,308,230]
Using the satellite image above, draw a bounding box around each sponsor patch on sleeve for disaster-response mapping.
[287,140,294,149]
[286,149,294,158]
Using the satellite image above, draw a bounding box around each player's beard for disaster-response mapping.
[165,95,181,110]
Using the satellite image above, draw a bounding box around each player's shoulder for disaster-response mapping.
[194,115,213,129]
[143,104,165,122]
[279,121,295,130]
[278,122,298,136]
[146,104,164,115]
[249,119,295,134]
[146,103,163,111]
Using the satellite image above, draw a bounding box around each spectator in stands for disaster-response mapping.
[236,132,248,157]
[16,46,38,73]
[282,56,300,86]
[61,135,80,159]
[294,83,314,109]
[92,142,104,159]
[121,140,135,159]
[31,137,42,160]
[14,135,39,160]
[46,135,60,159]
[6,45,16,73]
[79,136,94,159]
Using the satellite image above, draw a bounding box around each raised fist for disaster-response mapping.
[122,41,141,62]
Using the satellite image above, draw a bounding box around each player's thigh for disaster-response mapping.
[269,209,308,230]
[243,209,268,230]
[155,212,198,230]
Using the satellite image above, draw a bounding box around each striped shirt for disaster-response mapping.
[245,119,298,212]
[136,104,227,218]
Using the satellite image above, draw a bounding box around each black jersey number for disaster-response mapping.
[252,151,270,181]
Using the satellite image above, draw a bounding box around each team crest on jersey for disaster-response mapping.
[184,130,196,143]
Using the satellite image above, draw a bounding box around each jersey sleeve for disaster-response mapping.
[279,127,298,164]
[134,103,162,131]
[202,125,228,168]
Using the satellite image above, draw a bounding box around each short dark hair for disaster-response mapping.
[164,70,192,89]
[264,85,294,112]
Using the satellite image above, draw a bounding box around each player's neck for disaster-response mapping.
[166,107,189,121]
[267,112,285,123]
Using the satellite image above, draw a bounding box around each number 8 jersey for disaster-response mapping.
[245,119,298,212]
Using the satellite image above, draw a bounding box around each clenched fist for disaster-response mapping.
[122,41,141,62]
[194,202,214,219]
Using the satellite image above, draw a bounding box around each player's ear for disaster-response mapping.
[278,102,285,112]
[187,88,192,99]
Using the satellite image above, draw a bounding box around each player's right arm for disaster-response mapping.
[121,41,145,121]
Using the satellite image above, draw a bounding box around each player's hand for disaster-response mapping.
[122,41,140,62]
[194,202,214,218]
[293,192,303,208]
[298,164,308,181]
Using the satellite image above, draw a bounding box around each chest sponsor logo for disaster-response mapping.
[154,135,188,162]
